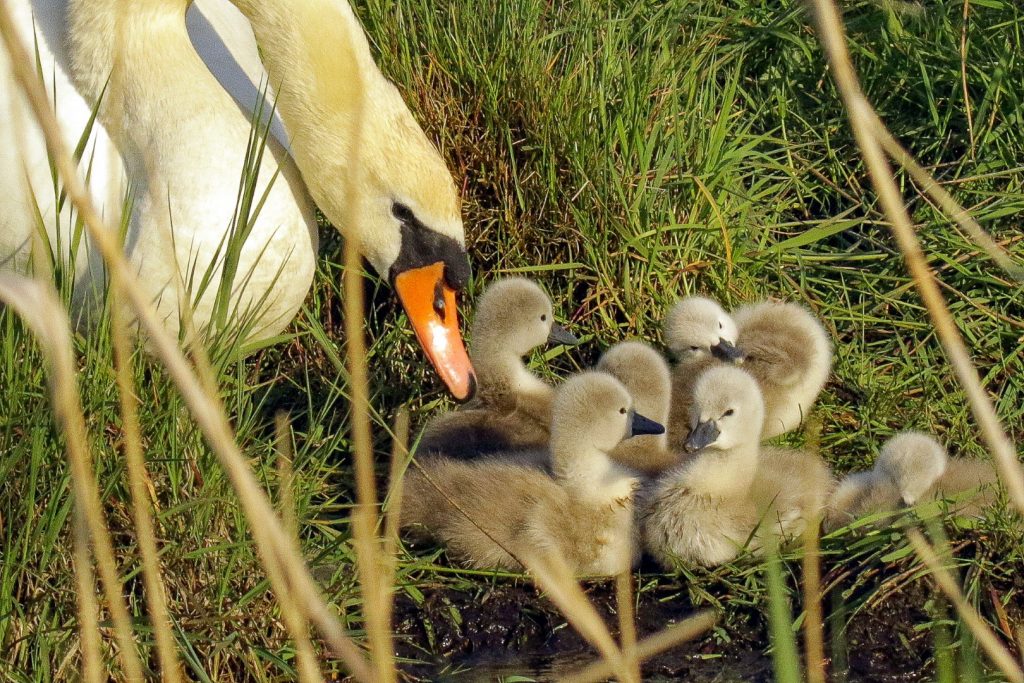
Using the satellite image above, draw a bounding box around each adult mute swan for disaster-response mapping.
[0,0,475,399]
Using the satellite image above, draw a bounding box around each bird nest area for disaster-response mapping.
[2,0,1024,681]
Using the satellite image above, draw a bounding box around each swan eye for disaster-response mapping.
[619,407,627,415]
[718,321,723,329]
[391,202,415,223]
[723,409,735,417]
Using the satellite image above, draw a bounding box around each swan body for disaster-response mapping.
[1,0,475,396]
[403,371,662,575]
[0,0,125,316]
[418,278,578,458]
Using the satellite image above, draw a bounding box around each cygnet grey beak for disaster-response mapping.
[628,411,665,438]
[710,338,745,363]
[684,419,720,452]
[547,323,580,346]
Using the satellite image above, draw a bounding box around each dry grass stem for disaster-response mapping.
[521,551,634,683]
[802,512,826,683]
[0,9,373,679]
[110,283,183,683]
[274,415,323,683]
[907,530,1024,683]
[337,57,397,683]
[959,0,975,159]
[0,274,145,681]
[383,409,410,563]
[871,121,1022,281]
[561,609,719,683]
[615,570,640,682]
[72,508,104,683]
[807,0,1024,515]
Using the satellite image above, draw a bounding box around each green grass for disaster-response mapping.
[2,0,1023,679]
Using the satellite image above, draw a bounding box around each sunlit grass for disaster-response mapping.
[1,0,1022,679]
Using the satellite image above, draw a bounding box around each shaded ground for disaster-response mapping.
[390,530,1023,682]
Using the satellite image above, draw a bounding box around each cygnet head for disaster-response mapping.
[596,341,671,422]
[876,431,948,505]
[471,278,578,358]
[663,297,744,363]
[550,372,664,472]
[684,366,764,453]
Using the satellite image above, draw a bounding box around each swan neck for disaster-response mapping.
[228,1,370,188]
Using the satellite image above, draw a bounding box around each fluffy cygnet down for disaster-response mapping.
[643,365,832,568]
[418,277,578,459]
[663,296,833,443]
[826,431,1001,530]
[597,341,681,475]
[402,371,664,575]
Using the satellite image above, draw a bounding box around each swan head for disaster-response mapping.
[663,296,744,363]
[683,366,763,453]
[550,371,664,477]
[596,341,671,423]
[231,0,475,399]
[353,77,474,401]
[876,431,948,505]
[471,278,578,359]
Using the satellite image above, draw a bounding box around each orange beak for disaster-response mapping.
[394,262,476,401]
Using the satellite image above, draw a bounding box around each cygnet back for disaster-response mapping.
[598,341,679,474]
[876,431,948,505]
[731,300,832,438]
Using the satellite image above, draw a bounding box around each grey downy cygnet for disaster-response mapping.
[418,277,579,458]
[662,296,743,447]
[643,365,832,568]
[401,371,664,575]
[597,341,681,475]
[826,431,1000,529]
[663,296,832,443]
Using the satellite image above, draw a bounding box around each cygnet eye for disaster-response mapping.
[540,314,547,322]
[718,321,723,329]
[689,345,700,351]
[619,407,627,415]
[723,409,735,417]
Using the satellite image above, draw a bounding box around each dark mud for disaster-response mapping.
[393,579,772,682]
[391,530,1023,682]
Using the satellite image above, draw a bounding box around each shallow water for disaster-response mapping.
[422,648,772,682]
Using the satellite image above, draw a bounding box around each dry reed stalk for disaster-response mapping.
[377,408,410,660]
[0,274,144,681]
[336,47,398,683]
[382,409,410,565]
[274,415,324,683]
[0,10,373,679]
[801,511,826,683]
[907,530,1024,683]
[520,551,634,683]
[871,121,1022,281]
[615,570,640,682]
[72,508,103,683]
[560,609,719,683]
[807,0,1024,515]
[110,283,183,683]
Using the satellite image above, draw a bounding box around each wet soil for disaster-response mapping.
[390,531,1023,682]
